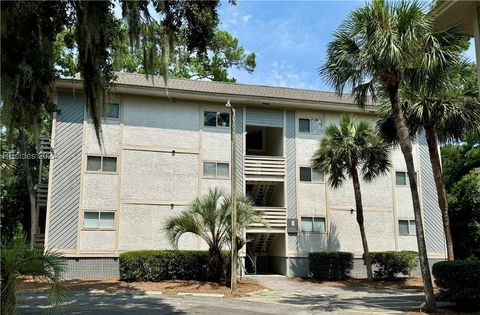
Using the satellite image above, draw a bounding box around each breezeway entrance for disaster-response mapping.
[245,232,286,275]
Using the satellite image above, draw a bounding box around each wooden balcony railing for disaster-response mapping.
[244,155,285,177]
[248,207,287,229]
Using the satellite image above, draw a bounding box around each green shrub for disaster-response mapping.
[308,252,354,281]
[370,251,418,280]
[119,250,230,282]
[432,260,480,308]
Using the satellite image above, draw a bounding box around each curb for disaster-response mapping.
[177,292,225,298]
[144,291,164,296]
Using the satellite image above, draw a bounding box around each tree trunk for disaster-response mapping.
[19,127,37,249]
[389,90,436,311]
[207,245,224,282]
[351,167,373,280]
[424,127,454,260]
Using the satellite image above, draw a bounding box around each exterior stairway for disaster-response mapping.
[253,184,276,206]
[33,136,51,250]
[253,233,276,253]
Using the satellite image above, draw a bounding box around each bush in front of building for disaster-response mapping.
[370,251,418,280]
[119,250,230,282]
[432,260,480,309]
[308,252,354,280]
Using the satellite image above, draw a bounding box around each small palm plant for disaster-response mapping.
[311,114,391,281]
[165,188,262,282]
[1,233,69,315]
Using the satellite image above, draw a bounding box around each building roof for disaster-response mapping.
[109,72,358,104]
[58,72,375,113]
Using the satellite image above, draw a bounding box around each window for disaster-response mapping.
[299,118,322,134]
[83,211,115,229]
[204,111,230,127]
[300,167,324,182]
[301,217,326,233]
[396,171,407,186]
[399,220,416,235]
[299,119,310,133]
[86,156,117,172]
[203,162,229,178]
[106,103,120,119]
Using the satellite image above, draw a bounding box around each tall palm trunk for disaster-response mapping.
[388,88,436,311]
[424,127,454,260]
[19,127,37,248]
[351,167,373,281]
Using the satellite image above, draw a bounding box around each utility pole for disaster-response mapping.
[226,100,237,291]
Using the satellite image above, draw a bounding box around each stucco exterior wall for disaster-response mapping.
[118,204,205,251]
[79,231,115,252]
[83,174,118,210]
[122,97,200,149]
[330,210,396,255]
[297,183,326,216]
[328,176,393,209]
[122,150,198,201]
[85,122,121,155]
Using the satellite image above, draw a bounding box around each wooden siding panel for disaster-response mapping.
[418,132,446,254]
[246,108,283,127]
[47,93,84,249]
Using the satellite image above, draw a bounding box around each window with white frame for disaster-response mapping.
[399,220,416,235]
[299,118,322,134]
[106,103,120,119]
[83,211,115,229]
[204,111,230,127]
[301,217,326,233]
[86,156,117,172]
[203,162,229,178]
[299,167,324,182]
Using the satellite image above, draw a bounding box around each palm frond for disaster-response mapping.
[1,234,70,315]
[312,114,391,188]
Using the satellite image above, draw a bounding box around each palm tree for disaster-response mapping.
[320,1,462,309]
[1,233,69,315]
[311,114,390,281]
[165,188,262,282]
[377,60,480,261]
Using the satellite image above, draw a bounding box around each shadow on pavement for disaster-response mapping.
[277,292,424,312]
[17,292,185,315]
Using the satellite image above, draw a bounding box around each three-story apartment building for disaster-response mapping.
[43,73,447,278]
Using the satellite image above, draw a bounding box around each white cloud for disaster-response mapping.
[241,14,252,23]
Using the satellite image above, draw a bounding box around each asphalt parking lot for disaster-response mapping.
[17,275,425,314]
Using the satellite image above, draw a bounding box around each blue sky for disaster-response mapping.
[218,1,476,92]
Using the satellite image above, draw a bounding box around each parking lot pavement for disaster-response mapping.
[17,291,311,315]
[17,276,425,314]
[243,275,425,314]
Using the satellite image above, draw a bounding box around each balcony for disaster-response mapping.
[244,156,285,177]
[248,207,287,229]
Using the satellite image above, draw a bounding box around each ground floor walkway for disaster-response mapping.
[17,275,425,314]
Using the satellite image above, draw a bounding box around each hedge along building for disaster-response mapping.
[43,73,447,278]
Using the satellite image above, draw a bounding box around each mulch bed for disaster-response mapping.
[18,277,265,297]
